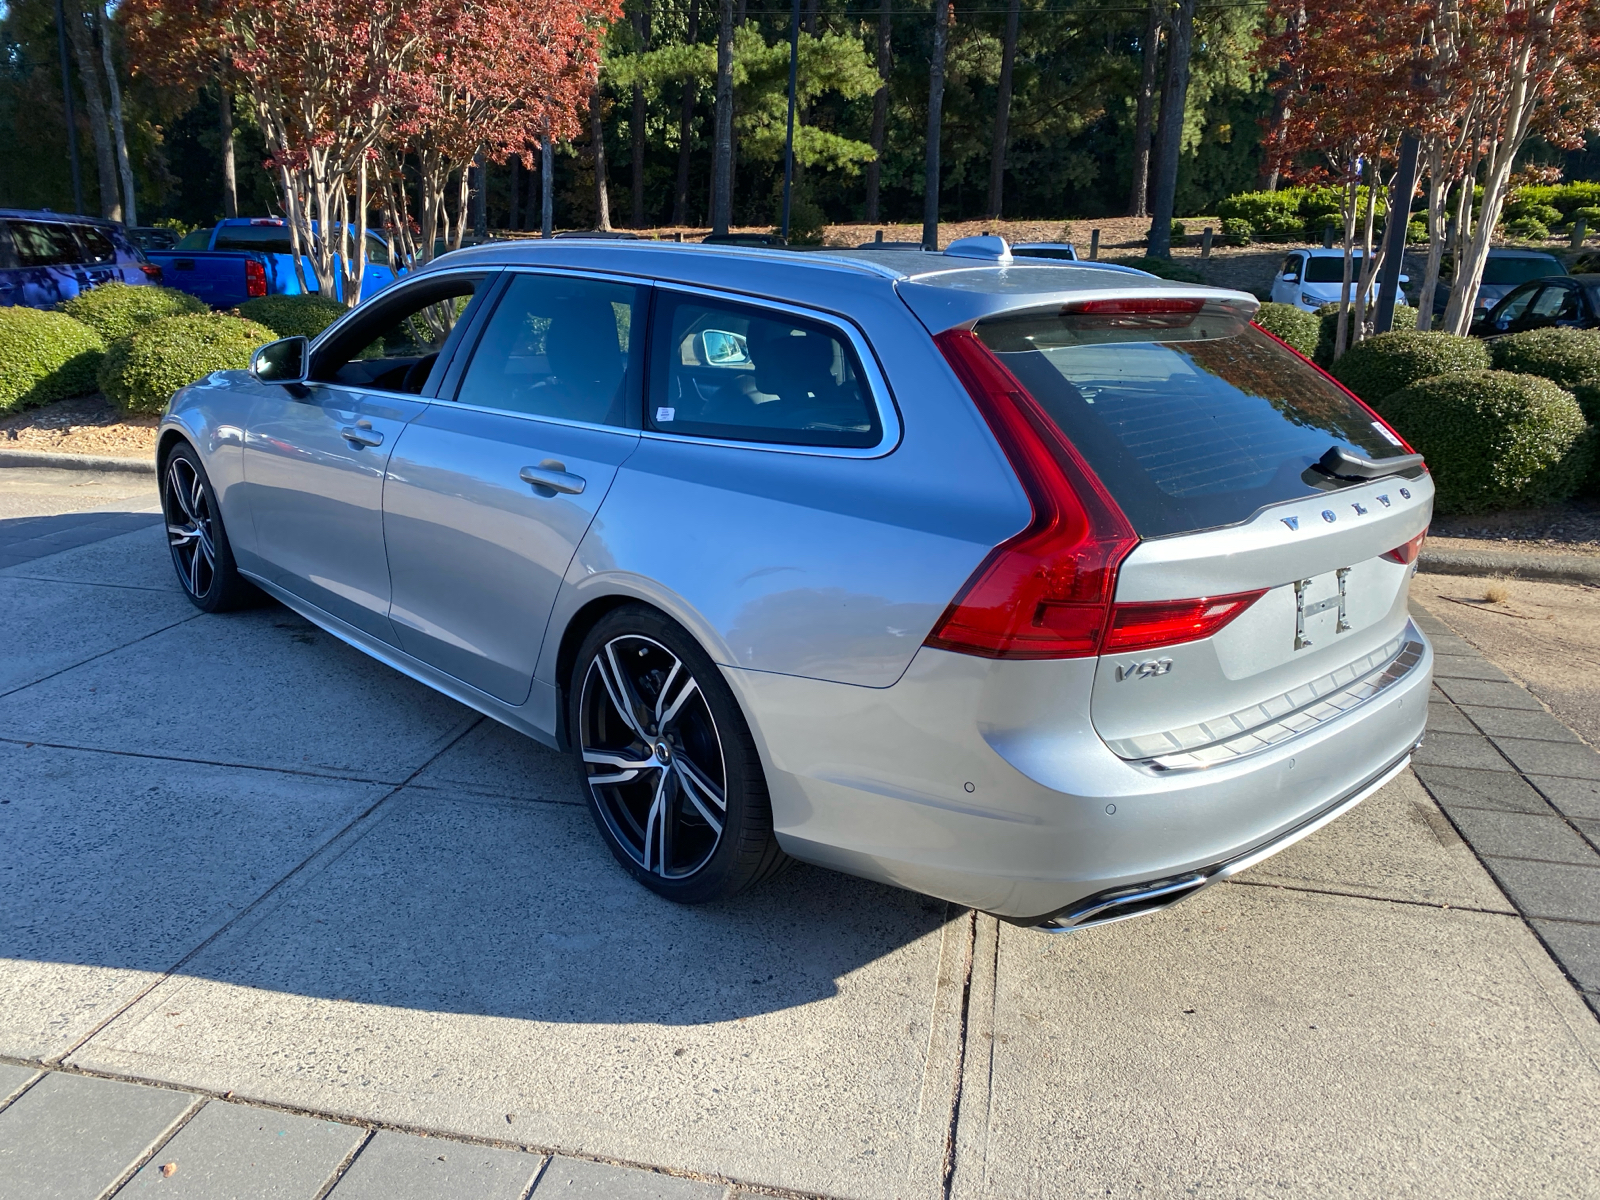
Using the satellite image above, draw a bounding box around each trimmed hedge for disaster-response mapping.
[1504,217,1550,241]
[1329,330,1490,405]
[1108,255,1204,283]
[1488,326,1600,389]
[0,307,104,413]
[1571,381,1600,494]
[57,282,205,343]
[99,313,276,414]
[237,294,348,340]
[1376,370,1593,513]
[1252,302,1320,358]
[1314,301,1419,366]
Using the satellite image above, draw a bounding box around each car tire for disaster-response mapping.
[570,604,789,904]
[160,442,259,613]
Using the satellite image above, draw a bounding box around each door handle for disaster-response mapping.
[340,422,384,448]
[520,461,586,495]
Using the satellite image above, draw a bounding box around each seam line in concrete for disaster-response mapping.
[1229,878,1518,917]
[0,610,204,702]
[0,735,433,789]
[0,1064,46,1116]
[52,716,488,1066]
[99,1094,208,1200]
[939,908,977,1200]
[309,1126,376,1200]
[0,573,177,594]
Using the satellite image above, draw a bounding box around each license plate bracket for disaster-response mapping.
[1294,567,1350,650]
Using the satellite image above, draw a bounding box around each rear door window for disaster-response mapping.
[1481,256,1562,286]
[647,292,881,448]
[214,224,295,255]
[10,221,80,267]
[974,306,1410,537]
[74,226,117,264]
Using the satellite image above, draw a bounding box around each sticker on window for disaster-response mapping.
[1371,420,1404,448]
[655,407,675,423]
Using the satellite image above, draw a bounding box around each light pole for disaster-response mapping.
[780,0,800,241]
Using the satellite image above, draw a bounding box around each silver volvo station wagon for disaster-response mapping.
[156,236,1433,932]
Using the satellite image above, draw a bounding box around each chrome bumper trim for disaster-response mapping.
[1031,744,1417,934]
[1106,621,1426,772]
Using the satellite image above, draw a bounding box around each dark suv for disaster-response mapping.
[0,209,159,309]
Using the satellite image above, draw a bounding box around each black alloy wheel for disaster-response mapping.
[572,605,788,903]
[160,443,256,612]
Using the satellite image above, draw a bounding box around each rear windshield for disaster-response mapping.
[1482,256,1562,286]
[973,313,1407,538]
[1303,255,1365,283]
[214,224,295,255]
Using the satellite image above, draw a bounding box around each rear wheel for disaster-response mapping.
[571,605,788,904]
[161,443,257,612]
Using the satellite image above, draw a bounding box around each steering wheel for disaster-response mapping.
[402,353,439,395]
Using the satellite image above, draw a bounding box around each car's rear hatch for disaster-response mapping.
[941,288,1432,767]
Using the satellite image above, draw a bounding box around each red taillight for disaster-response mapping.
[1103,591,1267,653]
[1060,296,1204,331]
[1063,297,1204,315]
[139,263,162,282]
[245,259,267,298]
[1382,528,1428,564]
[926,330,1138,659]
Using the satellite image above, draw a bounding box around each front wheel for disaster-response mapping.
[161,443,258,613]
[571,605,788,904]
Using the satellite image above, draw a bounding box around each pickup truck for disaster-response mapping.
[145,218,399,309]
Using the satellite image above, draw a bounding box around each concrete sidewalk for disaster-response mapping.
[1,501,1597,1198]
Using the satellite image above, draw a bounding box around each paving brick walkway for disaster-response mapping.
[1409,607,1600,1019]
[0,1066,736,1200]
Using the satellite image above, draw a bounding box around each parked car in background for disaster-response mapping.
[0,209,159,308]
[127,226,181,253]
[1433,248,1566,325]
[1269,248,1409,311]
[144,217,399,309]
[155,236,1432,933]
[1011,242,1079,261]
[1473,274,1600,337]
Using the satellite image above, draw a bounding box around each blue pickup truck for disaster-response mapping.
[0,208,160,308]
[146,218,400,309]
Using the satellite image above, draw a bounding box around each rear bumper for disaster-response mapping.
[726,621,1432,921]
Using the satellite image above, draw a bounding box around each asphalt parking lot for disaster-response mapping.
[1,469,1598,1199]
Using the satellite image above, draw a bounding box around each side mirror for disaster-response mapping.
[699,329,750,366]
[251,336,309,385]
[1281,272,1300,283]
[1398,274,1411,284]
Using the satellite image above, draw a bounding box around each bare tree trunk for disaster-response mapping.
[1146,0,1194,258]
[509,154,522,231]
[985,0,1020,220]
[1350,164,1386,348]
[542,128,554,237]
[672,0,701,226]
[711,0,735,235]
[1415,147,1449,330]
[864,0,892,224]
[1334,163,1360,361]
[97,6,136,226]
[64,5,119,220]
[471,150,488,237]
[921,0,949,250]
[1128,0,1161,217]
[590,89,612,232]
[631,9,651,228]
[219,82,238,219]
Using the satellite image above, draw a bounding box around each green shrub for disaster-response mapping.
[1504,217,1550,241]
[1570,380,1600,494]
[1572,206,1600,226]
[57,282,206,343]
[237,294,348,339]
[1221,216,1252,245]
[1108,256,1204,283]
[1376,371,1592,513]
[1314,301,1420,366]
[1407,219,1428,245]
[1170,221,1187,242]
[99,313,275,414]
[0,307,104,413]
[1489,326,1600,388]
[1252,302,1320,358]
[1330,330,1490,404]
[1503,201,1563,228]
[1507,182,1600,220]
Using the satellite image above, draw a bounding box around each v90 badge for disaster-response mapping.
[1116,657,1174,681]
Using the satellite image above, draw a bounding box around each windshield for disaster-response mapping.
[1304,255,1366,283]
[973,316,1409,537]
[1482,257,1563,286]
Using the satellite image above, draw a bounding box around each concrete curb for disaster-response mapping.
[1420,545,1600,586]
[0,448,155,475]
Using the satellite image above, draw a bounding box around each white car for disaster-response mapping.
[1270,249,1408,312]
